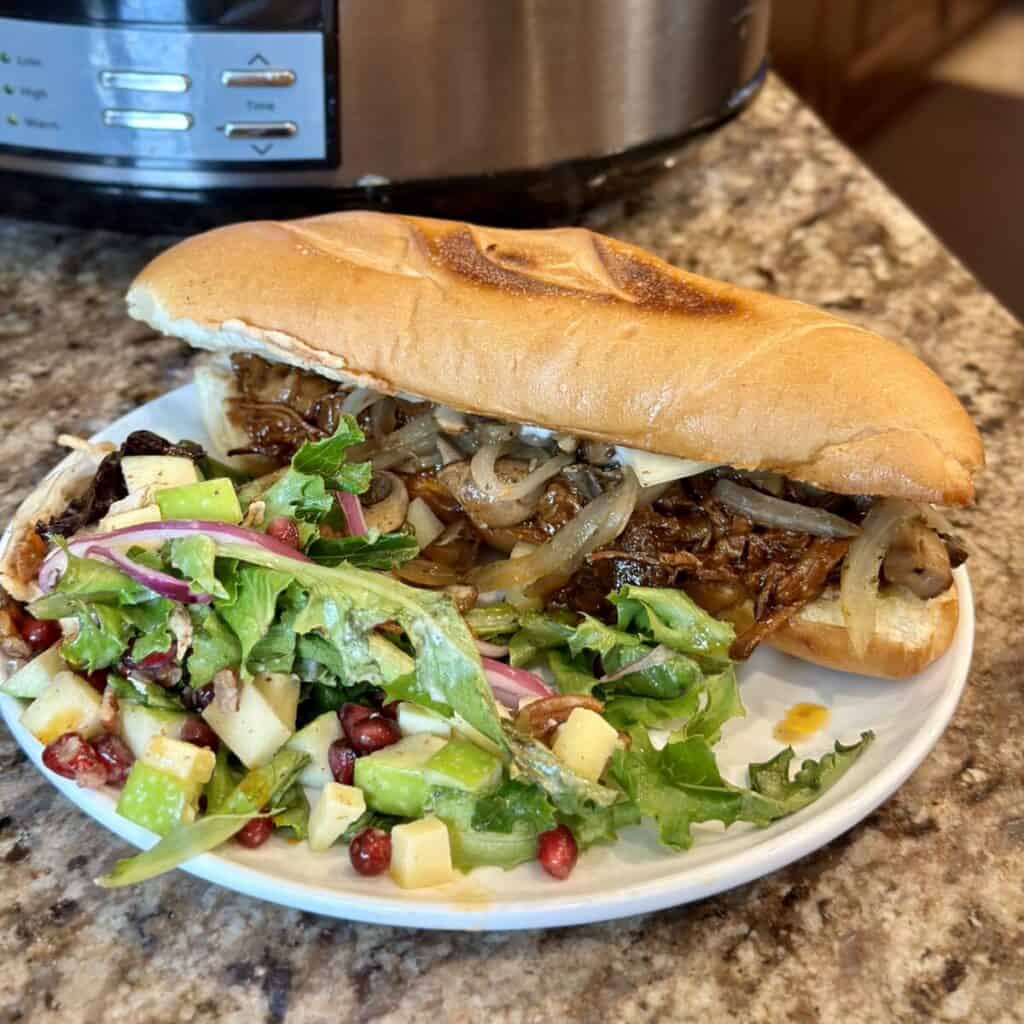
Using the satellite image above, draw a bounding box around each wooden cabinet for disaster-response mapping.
[771,0,1001,140]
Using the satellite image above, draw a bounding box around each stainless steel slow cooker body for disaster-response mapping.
[0,0,769,226]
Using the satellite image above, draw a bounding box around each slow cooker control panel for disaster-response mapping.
[0,17,328,163]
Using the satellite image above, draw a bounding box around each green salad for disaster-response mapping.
[1,417,872,889]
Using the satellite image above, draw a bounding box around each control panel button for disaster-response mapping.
[99,70,191,93]
[220,69,296,88]
[220,120,297,139]
[103,109,193,131]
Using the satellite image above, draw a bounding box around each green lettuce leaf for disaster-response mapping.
[168,536,229,600]
[547,649,600,695]
[607,730,773,850]
[60,601,133,671]
[212,541,505,749]
[609,585,735,663]
[247,583,306,674]
[380,672,450,716]
[559,800,642,850]
[215,565,292,677]
[464,603,520,640]
[748,733,875,817]
[272,783,310,840]
[307,533,419,570]
[340,810,405,843]
[186,606,241,687]
[471,780,557,834]
[431,788,541,872]
[124,598,175,662]
[107,673,184,710]
[204,746,242,814]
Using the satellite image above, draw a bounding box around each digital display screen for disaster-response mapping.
[0,1,326,29]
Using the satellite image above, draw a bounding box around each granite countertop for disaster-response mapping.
[2,74,1022,1023]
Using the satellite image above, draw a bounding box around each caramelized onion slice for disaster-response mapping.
[472,468,639,593]
[712,479,861,538]
[840,498,917,655]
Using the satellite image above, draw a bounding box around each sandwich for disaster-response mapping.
[2,212,982,680]
[0,213,982,887]
[139,211,981,676]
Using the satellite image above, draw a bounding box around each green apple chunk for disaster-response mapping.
[119,704,191,760]
[353,734,446,818]
[117,762,200,836]
[154,478,242,523]
[121,455,199,494]
[1,644,65,699]
[446,822,538,872]
[286,711,343,788]
[202,675,295,768]
[423,739,503,794]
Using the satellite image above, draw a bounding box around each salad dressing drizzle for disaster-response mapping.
[773,703,830,744]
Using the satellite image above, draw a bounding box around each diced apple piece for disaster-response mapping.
[253,672,300,732]
[119,704,190,760]
[353,734,446,817]
[20,671,103,744]
[117,762,199,836]
[97,504,161,535]
[423,739,502,793]
[308,783,366,852]
[406,497,445,549]
[551,707,619,783]
[142,735,216,786]
[452,714,504,758]
[286,711,343,788]
[390,816,454,889]
[397,701,452,739]
[155,479,242,524]
[121,455,200,494]
[202,678,293,768]
[1,644,65,699]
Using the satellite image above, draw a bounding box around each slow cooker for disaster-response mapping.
[0,1,769,229]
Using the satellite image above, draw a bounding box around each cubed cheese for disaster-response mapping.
[286,711,344,788]
[202,679,294,768]
[20,671,103,744]
[1,643,65,699]
[397,701,452,739]
[308,783,366,852]
[551,707,619,783]
[121,455,199,494]
[142,735,216,786]
[389,816,454,889]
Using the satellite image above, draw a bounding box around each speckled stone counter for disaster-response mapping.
[2,75,1022,1024]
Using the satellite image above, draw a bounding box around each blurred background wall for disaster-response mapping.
[772,0,1024,321]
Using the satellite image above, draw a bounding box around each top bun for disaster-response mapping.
[127,211,983,504]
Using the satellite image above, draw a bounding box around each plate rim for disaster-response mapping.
[0,384,975,930]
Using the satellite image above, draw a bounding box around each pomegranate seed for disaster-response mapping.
[349,828,391,876]
[328,740,357,784]
[348,716,401,756]
[42,733,108,789]
[537,825,578,880]
[380,701,400,721]
[339,702,375,741]
[235,817,273,848]
[83,670,109,694]
[181,683,215,712]
[92,734,134,787]
[19,616,61,654]
[266,517,300,549]
[180,717,220,751]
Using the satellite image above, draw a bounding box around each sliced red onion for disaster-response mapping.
[38,519,311,593]
[474,638,510,658]
[337,491,368,537]
[85,543,212,604]
[599,643,676,683]
[481,656,555,708]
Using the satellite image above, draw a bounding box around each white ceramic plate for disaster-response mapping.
[0,385,974,930]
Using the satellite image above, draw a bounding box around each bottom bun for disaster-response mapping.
[765,583,959,680]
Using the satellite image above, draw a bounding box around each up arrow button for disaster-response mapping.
[247,53,270,66]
